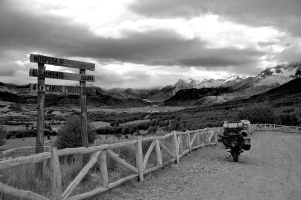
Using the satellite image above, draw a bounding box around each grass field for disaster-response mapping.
[90,121,110,128]
[2,125,27,131]
[87,106,186,113]
[0,130,175,200]
[120,119,150,126]
[2,136,56,150]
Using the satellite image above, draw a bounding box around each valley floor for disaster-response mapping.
[96,131,301,200]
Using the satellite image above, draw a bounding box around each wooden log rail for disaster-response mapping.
[4,123,299,200]
[250,124,301,133]
[0,126,222,200]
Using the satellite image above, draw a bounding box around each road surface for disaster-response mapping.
[99,131,301,200]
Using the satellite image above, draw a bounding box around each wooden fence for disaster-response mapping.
[250,124,301,133]
[0,127,222,200]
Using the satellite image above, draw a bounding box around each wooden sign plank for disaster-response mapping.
[29,68,95,82]
[29,83,98,94]
[30,54,95,71]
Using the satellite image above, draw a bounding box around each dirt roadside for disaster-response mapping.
[96,131,301,200]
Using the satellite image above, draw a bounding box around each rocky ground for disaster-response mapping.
[95,131,301,200]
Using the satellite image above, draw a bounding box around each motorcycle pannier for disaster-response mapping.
[223,122,243,129]
[242,138,251,150]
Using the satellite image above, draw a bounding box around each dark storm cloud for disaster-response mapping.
[278,43,301,64]
[0,0,276,87]
[0,0,263,71]
[99,70,156,89]
[0,68,15,76]
[0,0,191,65]
[257,41,280,47]
[177,48,263,67]
[129,0,301,36]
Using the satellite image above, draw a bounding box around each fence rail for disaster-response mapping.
[2,123,299,200]
[0,127,222,200]
[250,124,301,133]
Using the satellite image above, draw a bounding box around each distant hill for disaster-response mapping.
[0,83,150,107]
[146,85,176,102]
[248,78,301,105]
[163,87,233,106]
[198,78,301,111]
[123,88,160,99]
[106,88,161,100]
[0,91,19,102]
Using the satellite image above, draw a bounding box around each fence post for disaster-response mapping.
[214,129,218,144]
[178,134,182,155]
[99,151,109,187]
[49,147,62,200]
[187,130,191,154]
[206,128,209,146]
[196,131,200,146]
[36,62,45,178]
[173,131,180,164]
[155,139,162,166]
[136,137,143,182]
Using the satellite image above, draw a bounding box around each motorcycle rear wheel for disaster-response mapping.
[232,151,239,162]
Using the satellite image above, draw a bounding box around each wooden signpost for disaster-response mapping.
[29,54,95,176]
[29,83,98,94]
[30,54,95,71]
[29,69,95,82]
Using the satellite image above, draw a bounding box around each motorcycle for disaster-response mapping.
[219,121,251,162]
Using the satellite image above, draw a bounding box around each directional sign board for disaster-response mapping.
[29,53,96,170]
[30,54,95,71]
[29,83,98,94]
[29,68,95,82]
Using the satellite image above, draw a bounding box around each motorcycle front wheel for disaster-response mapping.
[232,151,239,162]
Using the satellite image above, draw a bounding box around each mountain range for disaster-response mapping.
[161,65,296,105]
[104,64,297,103]
[0,64,300,107]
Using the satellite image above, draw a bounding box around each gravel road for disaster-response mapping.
[100,131,301,200]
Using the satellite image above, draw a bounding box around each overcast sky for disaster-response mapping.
[0,0,300,89]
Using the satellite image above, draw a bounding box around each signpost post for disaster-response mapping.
[80,69,89,165]
[29,54,95,176]
[36,63,45,177]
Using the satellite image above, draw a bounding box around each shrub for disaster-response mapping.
[147,126,157,134]
[237,104,275,124]
[93,137,136,171]
[281,107,295,113]
[279,113,299,126]
[110,121,119,127]
[0,126,6,146]
[55,116,96,149]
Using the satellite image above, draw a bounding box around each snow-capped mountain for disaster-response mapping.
[173,75,247,90]
[222,75,247,88]
[225,75,246,82]
[253,75,293,87]
[167,66,298,105]
[185,78,201,88]
[257,65,296,79]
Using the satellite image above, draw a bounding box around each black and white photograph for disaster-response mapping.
[0,0,301,199]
